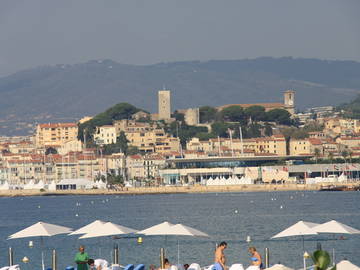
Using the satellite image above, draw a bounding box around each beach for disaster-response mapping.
[0,183,358,197]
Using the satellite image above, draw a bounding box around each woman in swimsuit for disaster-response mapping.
[248,247,263,270]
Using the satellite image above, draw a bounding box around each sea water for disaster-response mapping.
[0,191,359,269]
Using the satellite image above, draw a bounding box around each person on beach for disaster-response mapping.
[246,247,263,270]
[75,245,89,270]
[88,258,109,270]
[214,241,227,270]
[158,258,171,270]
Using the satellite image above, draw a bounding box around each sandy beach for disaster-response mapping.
[0,183,359,197]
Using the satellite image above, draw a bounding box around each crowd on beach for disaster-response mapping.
[74,242,263,270]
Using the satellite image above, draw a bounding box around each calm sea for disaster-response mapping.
[0,191,359,269]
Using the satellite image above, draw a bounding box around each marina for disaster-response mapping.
[0,191,359,269]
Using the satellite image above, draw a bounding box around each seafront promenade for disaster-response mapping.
[0,183,358,197]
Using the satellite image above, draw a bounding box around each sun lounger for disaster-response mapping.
[188,263,201,270]
[134,264,145,270]
[229,264,244,270]
[124,264,134,270]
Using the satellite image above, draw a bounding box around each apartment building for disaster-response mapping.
[187,135,286,156]
[94,125,117,145]
[125,129,180,153]
[35,123,78,147]
[242,135,287,156]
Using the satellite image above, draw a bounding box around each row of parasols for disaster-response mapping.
[8,220,209,240]
[5,219,360,270]
[8,219,360,241]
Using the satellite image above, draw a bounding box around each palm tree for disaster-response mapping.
[311,250,336,270]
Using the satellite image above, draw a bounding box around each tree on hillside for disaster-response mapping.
[172,111,185,122]
[195,132,217,141]
[78,102,141,144]
[199,106,217,123]
[221,106,246,124]
[264,123,273,136]
[168,122,208,146]
[246,123,262,138]
[211,122,232,137]
[338,94,360,119]
[266,109,292,125]
[244,105,267,122]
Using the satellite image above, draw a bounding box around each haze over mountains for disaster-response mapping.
[0,57,360,135]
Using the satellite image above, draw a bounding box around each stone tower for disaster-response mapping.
[158,90,171,120]
[284,90,295,115]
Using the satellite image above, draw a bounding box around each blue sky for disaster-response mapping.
[0,0,359,76]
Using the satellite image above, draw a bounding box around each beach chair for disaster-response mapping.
[188,263,201,270]
[229,264,244,270]
[134,264,145,270]
[203,264,214,270]
[170,265,179,270]
[124,264,134,270]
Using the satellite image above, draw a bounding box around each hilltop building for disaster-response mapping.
[158,90,171,120]
[217,90,296,115]
[184,108,200,125]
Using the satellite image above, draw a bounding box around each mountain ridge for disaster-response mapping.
[0,57,360,135]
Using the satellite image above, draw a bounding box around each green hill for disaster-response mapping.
[0,57,360,135]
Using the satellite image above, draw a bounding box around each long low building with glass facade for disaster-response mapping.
[159,155,360,185]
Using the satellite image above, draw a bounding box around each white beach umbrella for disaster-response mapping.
[312,220,360,265]
[137,222,209,264]
[264,264,294,270]
[8,221,72,239]
[271,221,319,251]
[312,220,360,234]
[69,220,106,235]
[271,221,319,239]
[79,222,137,239]
[336,260,360,270]
[8,221,72,270]
[168,224,209,237]
[136,221,175,235]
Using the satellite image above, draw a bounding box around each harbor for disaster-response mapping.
[1,191,359,269]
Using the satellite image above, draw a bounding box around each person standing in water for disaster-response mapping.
[214,242,228,270]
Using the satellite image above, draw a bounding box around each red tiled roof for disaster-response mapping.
[218,103,285,110]
[129,154,142,159]
[308,138,323,145]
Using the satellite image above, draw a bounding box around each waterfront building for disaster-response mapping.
[35,123,78,147]
[289,138,325,156]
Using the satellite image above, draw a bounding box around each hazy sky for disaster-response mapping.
[0,0,359,76]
